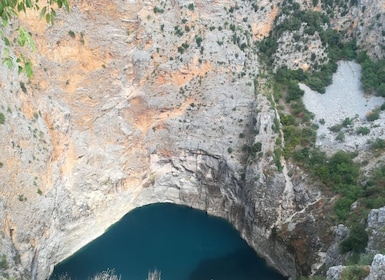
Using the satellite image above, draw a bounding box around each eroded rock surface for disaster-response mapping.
[0,0,384,279]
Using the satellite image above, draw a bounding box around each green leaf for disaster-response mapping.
[17,2,26,13]
[63,0,70,12]
[24,60,33,78]
[45,13,51,24]
[26,0,33,8]
[2,49,13,69]
[18,27,35,50]
[3,57,14,69]
[50,8,56,18]
[39,6,46,18]
[4,37,10,46]
[2,17,8,27]
[17,36,26,47]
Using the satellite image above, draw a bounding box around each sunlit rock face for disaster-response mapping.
[0,0,384,279]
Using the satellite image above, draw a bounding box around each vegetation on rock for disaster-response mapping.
[0,0,69,77]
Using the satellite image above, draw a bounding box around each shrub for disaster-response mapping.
[328,151,359,185]
[341,266,369,280]
[366,110,380,121]
[340,223,368,253]
[329,124,343,132]
[342,117,353,127]
[358,52,385,97]
[195,36,203,47]
[153,6,164,13]
[334,197,354,220]
[336,131,345,142]
[286,80,304,102]
[370,138,385,149]
[381,102,385,110]
[20,81,27,93]
[0,255,7,269]
[274,148,282,171]
[68,30,75,38]
[306,76,326,93]
[356,127,370,135]
[0,113,5,124]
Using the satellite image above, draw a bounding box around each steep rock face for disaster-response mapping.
[366,254,385,280]
[0,1,300,279]
[0,0,383,279]
[367,206,385,252]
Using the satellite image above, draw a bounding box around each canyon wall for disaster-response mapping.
[0,0,384,279]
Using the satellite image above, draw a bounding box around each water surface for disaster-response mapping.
[51,203,286,280]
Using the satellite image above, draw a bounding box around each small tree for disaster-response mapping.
[0,0,70,77]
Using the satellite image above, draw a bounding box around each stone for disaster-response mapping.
[366,254,385,280]
[0,0,384,279]
[326,265,345,280]
[367,207,385,253]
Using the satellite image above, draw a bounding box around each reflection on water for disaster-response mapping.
[51,203,286,280]
[188,248,285,280]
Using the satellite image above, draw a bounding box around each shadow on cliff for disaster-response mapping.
[187,248,287,280]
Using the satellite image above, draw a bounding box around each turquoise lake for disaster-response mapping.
[51,203,287,280]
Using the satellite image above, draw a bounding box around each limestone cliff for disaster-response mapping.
[0,0,384,279]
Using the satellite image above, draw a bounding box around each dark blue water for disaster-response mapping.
[51,203,286,280]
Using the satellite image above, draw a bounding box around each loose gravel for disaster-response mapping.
[301,60,385,153]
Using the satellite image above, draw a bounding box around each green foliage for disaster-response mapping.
[260,8,357,93]
[286,80,304,102]
[0,112,5,124]
[0,0,69,77]
[329,123,343,132]
[280,114,296,126]
[153,6,164,13]
[328,151,359,185]
[342,117,353,127]
[258,37,278,64]
[361,163,385,209]
[306,77,326,93]
[283,125,301,153]
[174,25,184,37]
[340,224,369,253]
[366,109,380,121]
[242,142,262,157]
[356,127,370,135]
[357,253,375,265]
[334,197,354,220]
[274,148,283,171]
[187,3,194,10]
[357,52,385,97]
[336,131,345,142]
[340,265,369,280]
[0,255,7,269]
[369,138,385,150]
[195,36,203,47]
[68,30,75,38]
